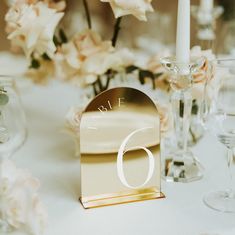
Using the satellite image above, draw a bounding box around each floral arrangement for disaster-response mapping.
[4,0,217,94]
[0,160,47,235]
[64,45,217,151]
[4,0,218,149]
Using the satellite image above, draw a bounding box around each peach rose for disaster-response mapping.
[190,46,216,100]
[73,29,113,58]
[55,30,134,86]
[54,30,113,85]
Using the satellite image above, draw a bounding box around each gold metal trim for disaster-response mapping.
[80,187,165,209]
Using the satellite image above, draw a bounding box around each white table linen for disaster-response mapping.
[0,52,235,235]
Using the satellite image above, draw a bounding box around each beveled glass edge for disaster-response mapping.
[160,56,206,74]
[160,56,205,67]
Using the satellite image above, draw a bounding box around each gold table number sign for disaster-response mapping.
[80,87,165,208]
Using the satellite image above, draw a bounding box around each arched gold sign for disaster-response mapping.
[80,87,164,208]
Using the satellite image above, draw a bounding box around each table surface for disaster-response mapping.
[1,52,235,235]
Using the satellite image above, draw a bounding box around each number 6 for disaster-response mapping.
[117,127,155,189]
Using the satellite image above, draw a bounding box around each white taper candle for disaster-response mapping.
[176,0,190,67]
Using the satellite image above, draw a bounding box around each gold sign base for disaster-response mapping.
[80,187,165,209]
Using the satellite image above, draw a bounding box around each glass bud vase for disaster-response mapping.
[160,57,205,183]
[0,76,27,161]
[0,75,27,233]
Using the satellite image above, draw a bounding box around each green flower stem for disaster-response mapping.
[92,76,104,96]
[92,71,114,96]
[112,17,122,47]
[104,70,113,90]
[82,0,92,29]
[97,76,103,90]
[92,83,98,96]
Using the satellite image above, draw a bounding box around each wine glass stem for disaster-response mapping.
[227,148,235,198]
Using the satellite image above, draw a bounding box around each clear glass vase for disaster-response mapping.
[0,76,27,160]
[160,57,205,183]
[0,75,27,232]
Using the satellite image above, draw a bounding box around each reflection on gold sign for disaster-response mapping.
[80,87,164,208]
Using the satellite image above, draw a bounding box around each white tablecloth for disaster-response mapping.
[1,52,235,235]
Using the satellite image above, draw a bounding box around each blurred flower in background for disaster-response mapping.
[100,0,154,21]
[0,160,47,235]
[5,1,64,58]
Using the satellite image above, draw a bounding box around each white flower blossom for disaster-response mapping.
[0,160,47,235]
[5,2,64,58]
[54,30,135,86]
[100,0,154,21]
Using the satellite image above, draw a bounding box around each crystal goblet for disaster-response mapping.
[204,59,235,213]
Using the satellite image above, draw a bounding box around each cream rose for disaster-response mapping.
[54,41,82,83]
[100,0,154,21]
[73,29,113,58]
[5,2,64,58]
[55,30,135,86]
[6,0,66,11]
[0,160,47,235]
[81,48,134,79]
[155,103,173,135]
[55,30,134,86]
[73,29,114,84]
[109,48,134,70]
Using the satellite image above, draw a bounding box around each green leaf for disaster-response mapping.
[180,100,184,118]
[139,70,155,85]
[42,53,51,61]
[53,35,60,47]
[154,72,163,79]
[140,70,155,80]
[30,59,40,69]
[59,29,68,44]
[125,65,139,74]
